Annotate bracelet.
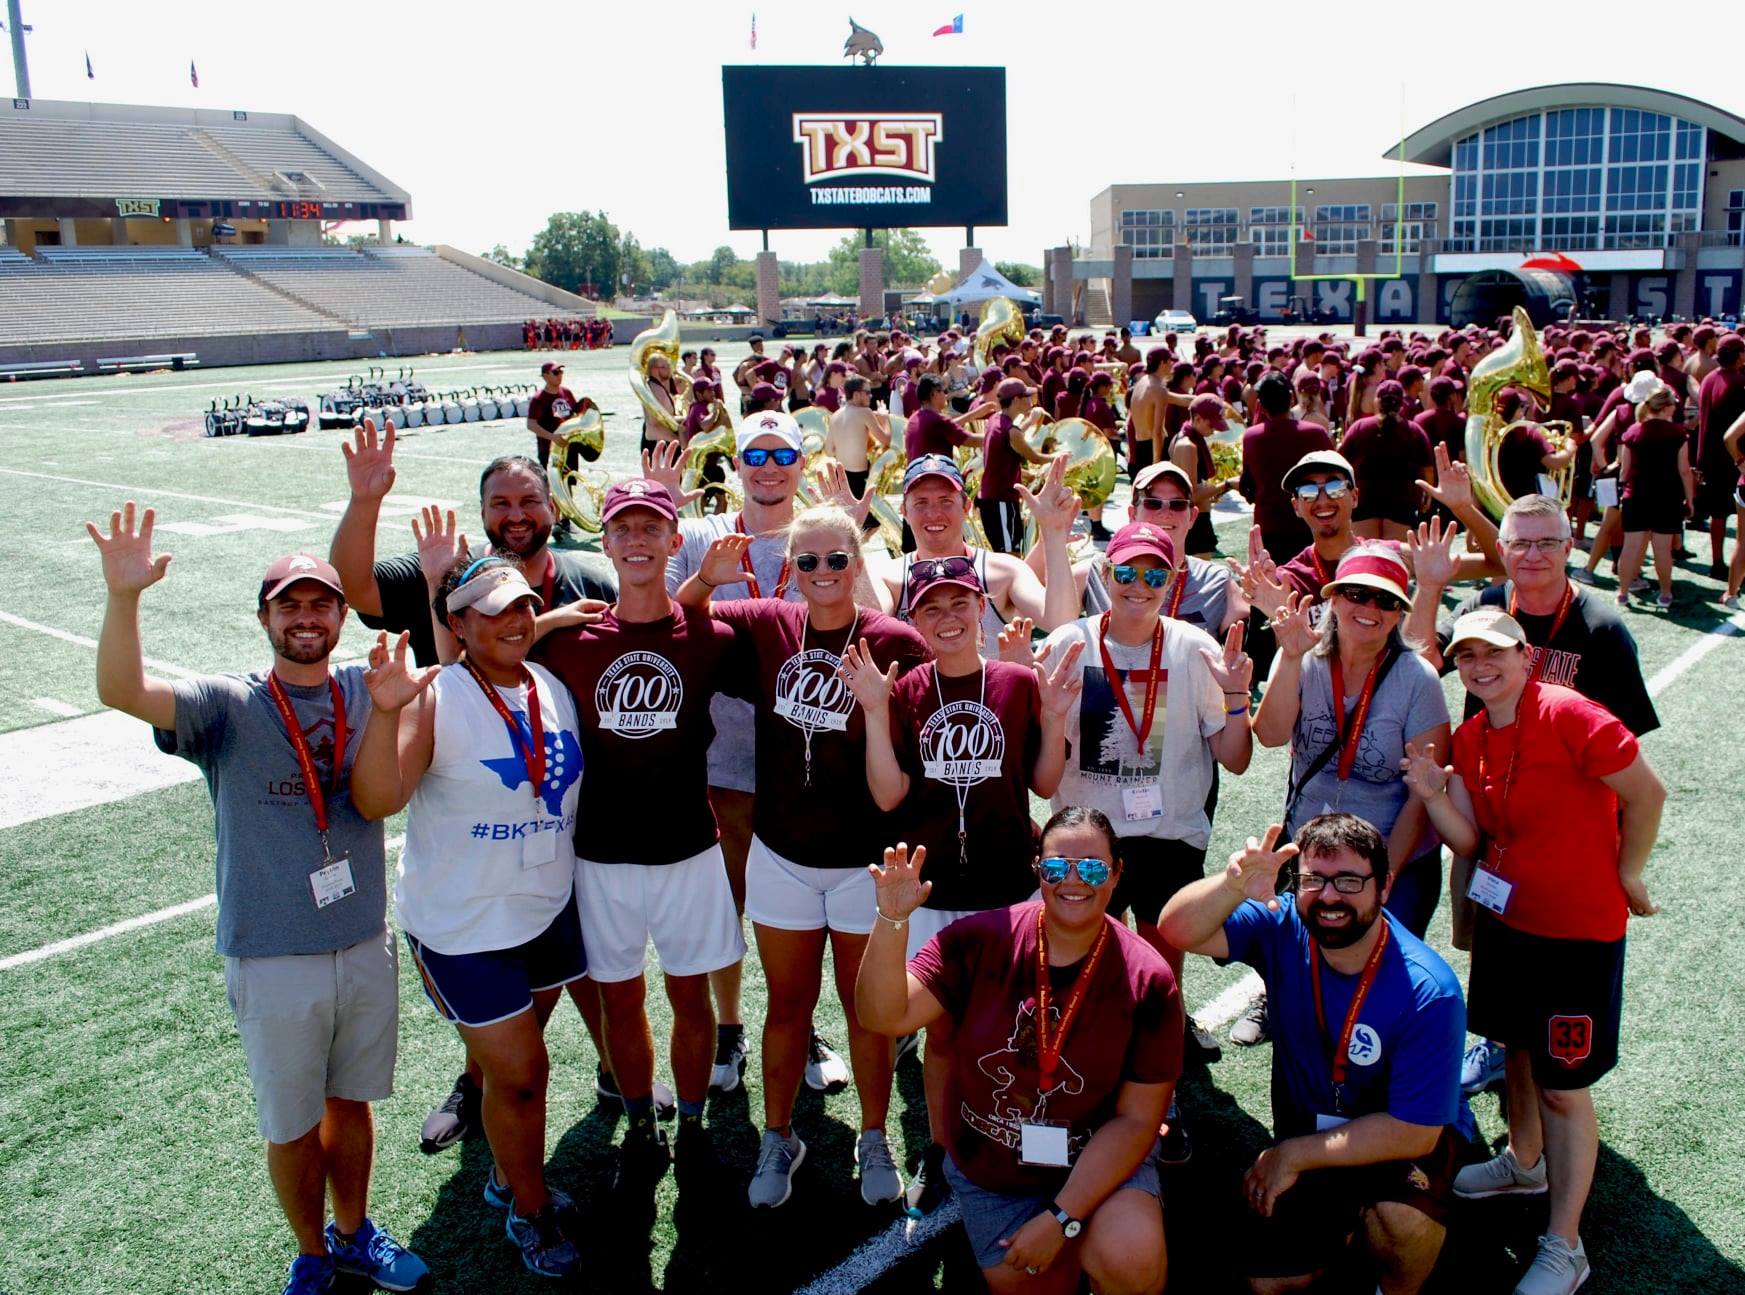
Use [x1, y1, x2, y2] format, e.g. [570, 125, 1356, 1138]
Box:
[1224, 704, 1249, 716]
[876, 908, 909, 929]
[697, 572, 717, 590]
[1223, 689, 1248, 696]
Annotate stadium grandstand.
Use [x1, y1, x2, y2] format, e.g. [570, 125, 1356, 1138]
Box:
[0, 97, 596, 372]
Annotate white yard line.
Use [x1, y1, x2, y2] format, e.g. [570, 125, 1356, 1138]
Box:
[1646, 610, 1744, 696]
[29, 697, 83, 718]
[0, 467, 337, 518]
[0, 610, 202, 679]
[795, 1200, 964, 1295]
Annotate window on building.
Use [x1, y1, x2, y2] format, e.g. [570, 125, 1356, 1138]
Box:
[1728, 190, 1745, 247]
[1378, 202, 1438, 253]
[1182, 208, 1238, 254]
[1119, 208, 1175, 259]
[1608, 109, 1672, 164]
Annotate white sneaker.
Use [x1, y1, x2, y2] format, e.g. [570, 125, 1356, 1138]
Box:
[1453, 1145, 1549, 1199]
[1514, 1234, 1590, 1295]
[855, 1128, 904, 1205]
[710, 1027, 749, 1094]
[805, 1032, 851, 1092]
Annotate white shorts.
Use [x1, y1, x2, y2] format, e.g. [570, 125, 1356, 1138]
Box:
[904, 905, 988, 961]
[745, 834, 877, 934]
[574, 845, 746, 983]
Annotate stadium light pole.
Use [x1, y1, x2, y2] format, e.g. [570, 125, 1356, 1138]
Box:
[5, 0, 31, 99]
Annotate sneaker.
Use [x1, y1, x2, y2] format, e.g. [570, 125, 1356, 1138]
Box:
[596, 1066, 678, 1121]
[1514, 1234, 1591, 1295]
[1657, 591, 1674, 609]
[1460, 1039, 1507, 1095]
[893, 1031, 921, 1068]
[1184, 1015, 1223, 1065]
[855, 1128, 904, 1206]
[904, 1141, 951, 1216]
[805, 1032, 851, 1092]
[1724, 595, 1740, 609]
[282, 1254, 336, 1295]
[1629, 577, 1651, 593]
[505, 1201, 581, 1279]
[1229, 991, 1268, 1046]
[419, 1071, 480, 1153]
[747, 1128, 807, 1208]
[710, 1025, 749, 1093]
[1568, 567, 1597, 586]
[325, 1218, 430, 1292]
[610, 1116, 672, 1216]
[483, 1167, 576, 1218]
[1615, 590, 1630, 606]
[1158, 1103, 1193, 1165]
[674, 1115, 724, 1195]
[1453, 1145, 1549, 1199]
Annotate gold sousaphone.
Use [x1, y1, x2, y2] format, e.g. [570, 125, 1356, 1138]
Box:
[629, 309, 692, 437]
[973, 296, 1025, 367]
[547, 401, 609, 533]
[1464, 306, 1573, 520]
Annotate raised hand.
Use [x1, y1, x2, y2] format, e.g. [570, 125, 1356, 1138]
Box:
[1200, 620, 1252, 696]
[811, 457, 873, 527]
[1228, 526, 1290, 618]
[538, 598, 608, 635]
[1269, 592, 1322, 660]
[996, 616, 1036, 665]
[1404, 516, 1462, 591]
[867, 842, 932, 921]
[411, 505, 468, 583]
[640, 438, 705, 508]
[1017, 454, 1077, 539]
[839, 637, 898, 711]
[1398, 739, 1452, 801]
[87, 501, 172, 597]
[699, 533, 752, 591]
[342, 417, 396, 501]
[1418, 442, 1474, 513]
[1223, 824, 1300, 911]
[1034, 638, 1086, 718]
[362, 631, 439, 713]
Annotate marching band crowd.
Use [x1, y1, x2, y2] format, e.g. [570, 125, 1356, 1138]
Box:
[86, 307, 1745, 1294]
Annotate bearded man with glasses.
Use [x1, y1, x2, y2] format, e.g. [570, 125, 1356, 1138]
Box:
[1160, 813, 1465, 1295]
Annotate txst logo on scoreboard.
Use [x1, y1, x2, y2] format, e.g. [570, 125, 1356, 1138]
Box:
[792, 112, 943, 206]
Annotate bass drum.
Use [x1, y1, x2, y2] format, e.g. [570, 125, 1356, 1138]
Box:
[515, 389, 533, 418]
[204, 410, 221, 437]
[404, 402, 426, 428]
[478, 390, 500, 420]
[443, 394, 464, 424]
[462, 391, 482, 422]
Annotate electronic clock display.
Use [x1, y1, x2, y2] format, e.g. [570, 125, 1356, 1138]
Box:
[273, 201, 326, 219]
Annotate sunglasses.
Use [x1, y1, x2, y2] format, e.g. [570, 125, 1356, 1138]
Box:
[794, 550, 852, 573]
[1110, 564, 1171, 589]
[1037, 856, 1113, 887]
[909, 555, 977, 583]
[1295, 871, 1375, 895]
[1294, 479, 1352, 502]
[740, 447, 801, 467]
[1336, 585, 1406, 613]
[1137, 497, 1193, 514]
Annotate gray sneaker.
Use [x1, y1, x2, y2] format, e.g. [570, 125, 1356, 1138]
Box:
[1453, 1145, 1548, 1199]
[747, 1128, 806, 1209]
[1514, 1234, 1590, 1295]
[855, 1129, 904, 1206]
[1568, 567, 1597, 586]
[1230, 991, 1268, 1046]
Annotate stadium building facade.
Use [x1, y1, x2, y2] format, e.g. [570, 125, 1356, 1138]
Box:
[1057, 83, 1745, 328]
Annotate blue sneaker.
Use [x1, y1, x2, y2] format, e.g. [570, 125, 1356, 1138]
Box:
[506, 1201, 581, 1279]
[483, 1167, 576, 1219]
[282, 1253, 336, 1295]
[1461, 1039, 1507, 1094]
[324, 1218, 430, 1292]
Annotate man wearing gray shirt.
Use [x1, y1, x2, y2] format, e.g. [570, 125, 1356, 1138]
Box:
[88, 506, 426, 1295]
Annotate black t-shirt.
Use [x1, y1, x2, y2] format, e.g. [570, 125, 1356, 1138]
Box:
[360, 549, 617, 666]
[1436, 582, 1659, 736]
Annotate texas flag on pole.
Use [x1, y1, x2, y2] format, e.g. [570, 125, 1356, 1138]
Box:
[932, 14, 963, 35]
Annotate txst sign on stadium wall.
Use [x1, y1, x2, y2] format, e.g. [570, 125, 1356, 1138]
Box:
[722, 66, 1008, 231]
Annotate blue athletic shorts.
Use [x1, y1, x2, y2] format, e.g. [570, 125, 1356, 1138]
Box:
[405, 892, 586, 1028]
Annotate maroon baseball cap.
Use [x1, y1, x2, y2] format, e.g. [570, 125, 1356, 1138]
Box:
[996, 378, 1035, 402]
[904, 554, 985, 607]
[750, 381, 781, 404]
[1189, 393, 1228, 429]
[260, 553, 345, 605]
[1718, 333, 1745, 363]
[540, 360, 564, 375]
[1106, 521, 1176, 568]
[600, 478, 678, 525]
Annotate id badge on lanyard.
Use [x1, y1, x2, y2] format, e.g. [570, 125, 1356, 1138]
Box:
[1018, 1121, 1071, 1167]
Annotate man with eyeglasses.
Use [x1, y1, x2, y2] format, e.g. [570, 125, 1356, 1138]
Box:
[1160, 814, 1465, 1295]
[1039, 519, 1254, 1160]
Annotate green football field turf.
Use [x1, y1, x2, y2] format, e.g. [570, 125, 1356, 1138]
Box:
[1, 345, 1742, 1293]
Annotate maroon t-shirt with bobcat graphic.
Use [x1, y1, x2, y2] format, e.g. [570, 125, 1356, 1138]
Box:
[910, 902, 1182, 1195]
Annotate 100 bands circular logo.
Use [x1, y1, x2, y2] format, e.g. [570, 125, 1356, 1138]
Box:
[774, 649, 853, 734]
[595, 651, 683, 739]
[919, 700, 1005, 787]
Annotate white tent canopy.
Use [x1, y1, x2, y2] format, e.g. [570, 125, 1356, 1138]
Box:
[937, 265, 1042, 308]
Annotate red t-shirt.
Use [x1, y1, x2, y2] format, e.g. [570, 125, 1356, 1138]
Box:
[1696, 366, 1745, 481]
[979, 414, 1025, 502]
[1240, 416, 1336, 535]
[527, 387, 578, 434]
[1341, 415, 1433, 521]
[1039, 369, 1068, 415]
[1277, 542, 1338, 601]
[909, 903, 1183, 1195]
[906, 405, 971, 461]
[1451, 682, 1638, 941]
[711, 599, 929, 868]
[1414, 408, 1466, 461]
[1497, 423, 1552, 501]
[1620, 417, 1687, 504]
[533, 605, 746, 866]
[1081, 393, 1117, 435]
[891, 660, 1043, 910]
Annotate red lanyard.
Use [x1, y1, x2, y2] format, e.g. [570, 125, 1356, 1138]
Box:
[462, 657, 546, 799]
[1165, 563, 1188, 619]
[735, 515, 792, 601]
[1508, 582, 1574, 683]
[1327, 649, 1388, 782]
[1310, 547, 1332, 587]
[264, 672, 347, 847]
[1476, 683, 1532, 850]
[1097, 612, 1165, 754]
[1035, 906, 1111, 1091]
[1311, 920, 1390, 1097]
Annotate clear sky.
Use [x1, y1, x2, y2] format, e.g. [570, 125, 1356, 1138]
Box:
[12, 0, 1744, 270]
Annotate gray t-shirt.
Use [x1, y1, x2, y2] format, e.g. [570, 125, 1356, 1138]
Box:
[1273, 648, 1449, 843]
[154, 667, 387, 958]
[666, 512, 804, 793]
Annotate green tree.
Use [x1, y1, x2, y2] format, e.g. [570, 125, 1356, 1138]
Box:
[525, 210, 622, 298]
[619, 231, 652, 297]
[646, 247, 681, 292]
[708, 245, 740, 283]
[481, 243, 523, 271]
[995, 261, 1041, 288]
[824, 228, 940, 295]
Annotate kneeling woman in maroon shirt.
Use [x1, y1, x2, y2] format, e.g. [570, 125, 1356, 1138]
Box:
[858, 806, 1182, 1294]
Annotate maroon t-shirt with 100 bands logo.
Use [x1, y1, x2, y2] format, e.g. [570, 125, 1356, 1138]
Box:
[534, 604, 748, 865]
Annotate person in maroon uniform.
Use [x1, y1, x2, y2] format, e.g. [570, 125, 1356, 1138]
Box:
[857, 807, 1182, 1294]
[1545, 361, 1592, 542]
[840, 557, 1084, 1218]
[1239, 373, 1335, 564]
[1167, 393, 1236, 556]
[1494, 388, 1573, 505]
[673, 505, 930, 1210]
[1341, 380, 1434, 542]
[532, 479, 748, 1219]
[1614, 383, 1695, 609]
[904, 374, 983, 461]
[1413, 376, 1466, 466]
[525, 361, 579, 470]
[979, 379, 1060, 555]
[1695, 334, 1745, 578]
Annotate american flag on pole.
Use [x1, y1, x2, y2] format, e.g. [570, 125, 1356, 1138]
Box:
[190, 60, 199, 88]
[749, 12, 756, 48]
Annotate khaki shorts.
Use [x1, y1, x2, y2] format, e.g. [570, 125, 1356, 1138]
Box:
[224, 929, 400, 1144]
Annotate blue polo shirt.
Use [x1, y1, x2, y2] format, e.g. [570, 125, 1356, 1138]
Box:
[1223, 901, 1464, 1139]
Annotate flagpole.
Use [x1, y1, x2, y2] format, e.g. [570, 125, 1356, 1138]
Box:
[7, 0, 31, 99]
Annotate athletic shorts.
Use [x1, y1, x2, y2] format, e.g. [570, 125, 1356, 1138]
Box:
[1242, 1127, 1459, 1279]
[745, 833, 876, 934]
[943, 1139, 1164, 1269]
[845, 469, 869, 498]
[1467, 913, 1624, 1090]
[1620, 493, 1684, 537]
[405, 893, 587, 1029]
[977, 498, 1024, 554]
[1693, 467, 1736, 520]
[223, 929, 399, 1144]
[575, 845, 747, 983]
[905, 904, 991, 961]
[1110, 836, 1208, 927]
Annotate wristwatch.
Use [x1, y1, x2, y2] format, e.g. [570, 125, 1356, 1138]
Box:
[1048, 1200, 1083, 1239]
